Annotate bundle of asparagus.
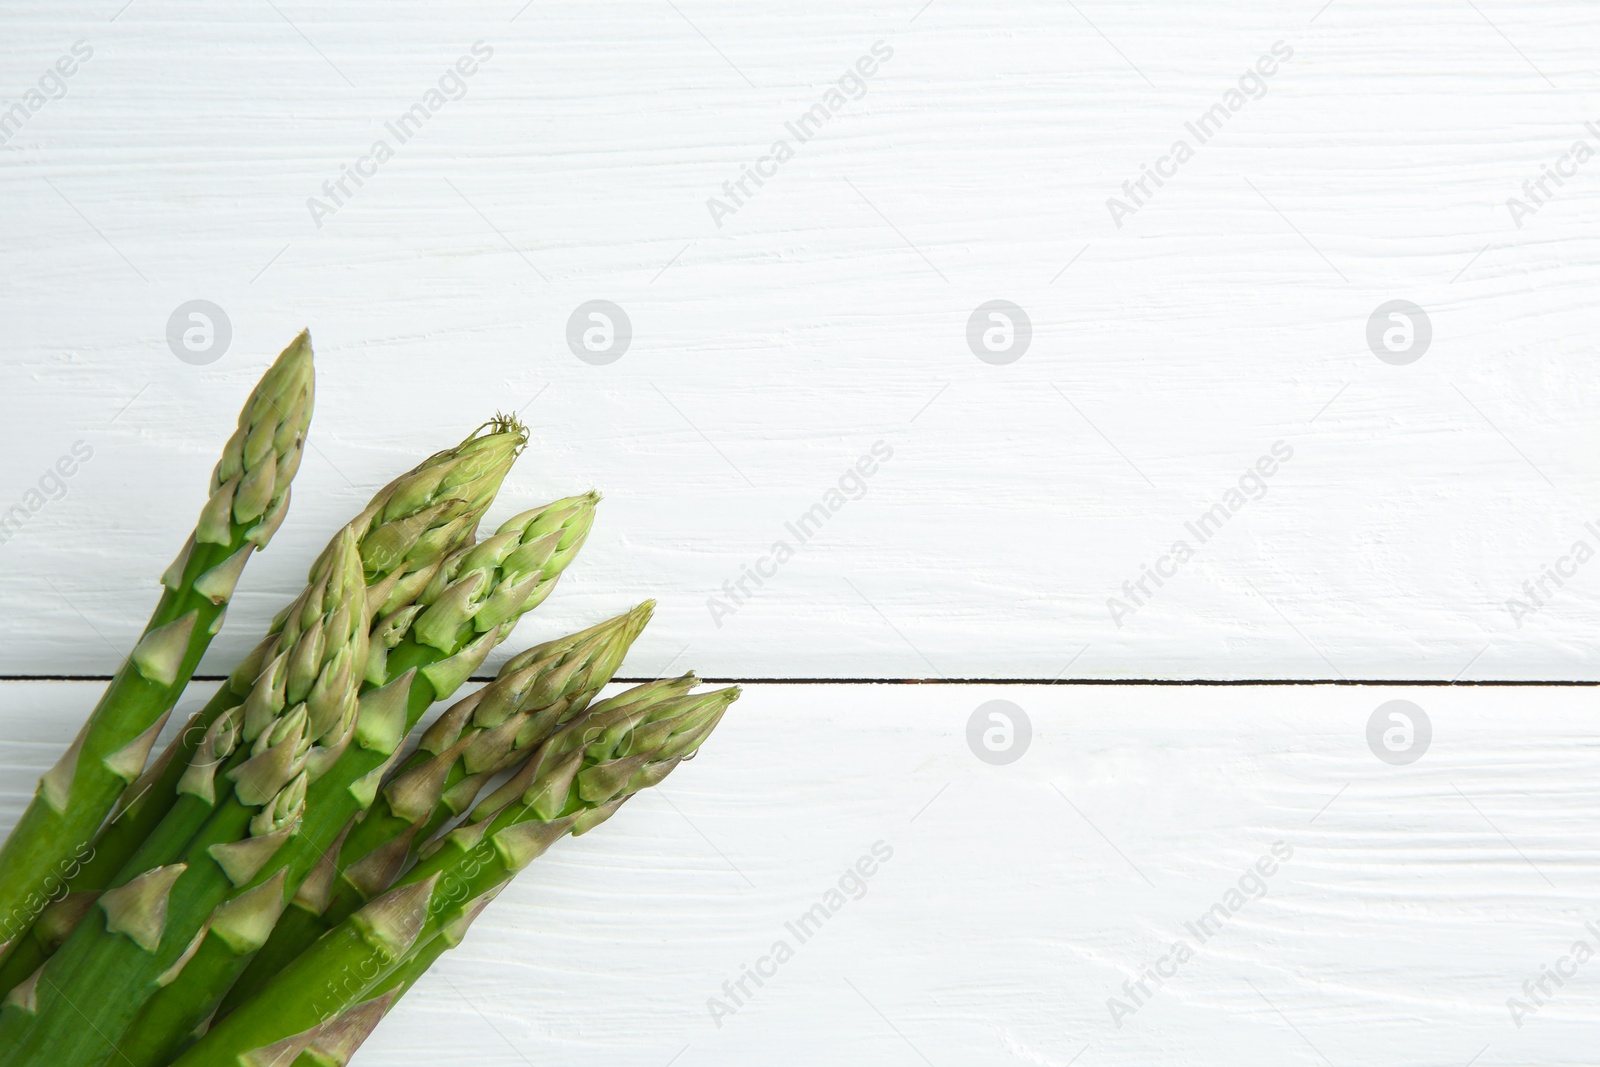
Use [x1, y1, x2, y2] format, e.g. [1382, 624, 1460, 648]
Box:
[0, 333, 738, 1067]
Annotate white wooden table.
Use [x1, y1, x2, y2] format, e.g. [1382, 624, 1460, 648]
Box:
[4, 1, 1599, 1063]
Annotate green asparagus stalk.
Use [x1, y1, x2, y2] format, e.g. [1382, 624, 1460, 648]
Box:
[0, 494, 599, 1065]
[285, 986, 406, 1067]
[0, 334, 313, 970]
[0, 892, 94, 1013]
[0, 420, 527, 999]
[283, 887, 502, 1067]
[233, 491, 601, 921]
[85, 418, 528, 884]
[172, 679, 739, 1067]
[92, 496, 598, 1061]
[0, 524, 371, 1067]
[345, 602, 656, 872]
[216, 602, 656, 1016]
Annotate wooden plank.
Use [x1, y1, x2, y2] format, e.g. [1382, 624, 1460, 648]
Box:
[1, 2, 1597, 680]
[1, 680, 1595, 1063]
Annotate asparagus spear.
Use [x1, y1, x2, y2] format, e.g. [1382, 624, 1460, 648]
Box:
[104, 497, 599, 1060]
[88, 418, 528, 885]
[0, 420, 526, 998]
[216, 491, 601, 943]
[121, 604, 658, 1063]
[217, 882, 503, 1067]
[285, 986, 407, 1067]
[0, 524, 371, 1067]
[0, 333, 313, 969]
[0, 495, 599, 1066]
[283, 887, 501, 1067]
[172, 679, 739, 1067]
[215, 602, 657, 1016]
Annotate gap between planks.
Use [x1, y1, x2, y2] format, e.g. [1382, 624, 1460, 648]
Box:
[0, 677, 1597, 687]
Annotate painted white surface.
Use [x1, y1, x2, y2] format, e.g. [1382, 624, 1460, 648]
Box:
[3, 2, 1600, 679]
[2, 681, 1597, 1065]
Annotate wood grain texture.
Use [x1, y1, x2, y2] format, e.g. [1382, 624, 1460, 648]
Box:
[2, 2, 1599, 679]
[2, 681, 1597, 1065]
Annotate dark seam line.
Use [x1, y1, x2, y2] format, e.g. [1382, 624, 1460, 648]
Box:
[1, 676, 1596, 687]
